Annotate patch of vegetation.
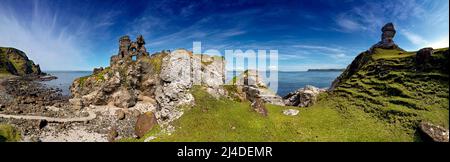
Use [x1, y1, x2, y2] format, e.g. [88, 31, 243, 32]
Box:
[0, 73, 12, 79]
[195, 54, 224, 66]
[371, 48, 414, 60]
[230, 76, 238, 85]
[142, 53, 167, 74]
[0, 49, 9, 74]
[117, 125, 162, 142]
[0, 124, 21, 142]
[201, 60, 213, 66]
[77, 76, 89, 87]
[94, 67, 110, 81]
[9, 59, 26, 75]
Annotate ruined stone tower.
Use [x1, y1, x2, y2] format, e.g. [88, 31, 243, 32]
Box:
[110, 35, 149, 66]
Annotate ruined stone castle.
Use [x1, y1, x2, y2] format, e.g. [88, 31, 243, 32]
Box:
[110, 35, 149, 66]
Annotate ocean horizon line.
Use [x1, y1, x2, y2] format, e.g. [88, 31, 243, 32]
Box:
[43, 70, 344, 73]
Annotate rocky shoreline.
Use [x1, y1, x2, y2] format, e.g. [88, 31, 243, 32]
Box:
[0, 76, 155, 142]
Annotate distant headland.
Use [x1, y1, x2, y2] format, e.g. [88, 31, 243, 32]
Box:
[307, 68, 345, 72]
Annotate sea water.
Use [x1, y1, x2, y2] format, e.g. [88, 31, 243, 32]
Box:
[226, 71, 342, 96]
[41, 71, 92, 96]
[42, 71, 341, 97]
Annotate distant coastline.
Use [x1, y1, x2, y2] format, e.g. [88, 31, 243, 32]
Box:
[307, 68, 345, 72]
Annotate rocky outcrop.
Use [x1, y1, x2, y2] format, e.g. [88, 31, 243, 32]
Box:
[415, 47, 435, 71]
[152, 49, 227, 123]
[70, 35, 226, 126]
[416, 47, 434, 65]
[235, 70, 285, 106]
[250, 98, 268, 116]
[0, 47, 43, 76]
[418, 122, 449, 142]
[371, 23, 401, 49]
[283, 85, 326, 107]
[227, 70, 284, 116]
[70, 35, 155, 109]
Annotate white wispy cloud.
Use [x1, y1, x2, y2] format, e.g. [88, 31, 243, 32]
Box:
[0, 1, 119, 71]
[331, 0, 448, 51]
[401, 30, 428, 45]
[335, 16, 366, 32]
[401, 29, 449, 49]
[293, 44, 344, 53]
[0, 2, 85, 70]
[333, 0, 427, 33]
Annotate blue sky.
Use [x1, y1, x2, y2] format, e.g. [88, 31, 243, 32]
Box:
[0, 0, 448, 71]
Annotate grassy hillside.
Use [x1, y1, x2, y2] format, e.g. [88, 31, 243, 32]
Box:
[0, 47, 42, 76]
[120, 48, 449, 142]
[332, 48, 448, 129]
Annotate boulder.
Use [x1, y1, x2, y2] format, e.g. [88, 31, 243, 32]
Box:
[418, 122, 449, 142]
[283, 109, 299, 116]
[283, 85, 326, 107]
[135, 112, 158, 138]
[416, 47, 434, 65]
[250, 98, 268, 116]
[116, 109, 126, 120]
[68, 98, 84, 110]
[108, 127, 119, 142]
[37, 119, 48, 129]
[233, 70, 285, 106]
[112, 88, 137, 108]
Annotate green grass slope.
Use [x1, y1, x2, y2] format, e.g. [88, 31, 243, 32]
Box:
[332, 48, 448, 130]
[124, 86, 412, 142]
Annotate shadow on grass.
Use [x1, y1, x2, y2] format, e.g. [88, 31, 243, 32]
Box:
[0, 135, 6, 142]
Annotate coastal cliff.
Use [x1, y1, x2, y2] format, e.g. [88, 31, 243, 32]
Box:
[0, 47, 43, 76]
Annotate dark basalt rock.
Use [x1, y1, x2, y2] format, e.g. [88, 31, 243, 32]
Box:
[93, 67, 104, 75]
[416, 47, 434, 65]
